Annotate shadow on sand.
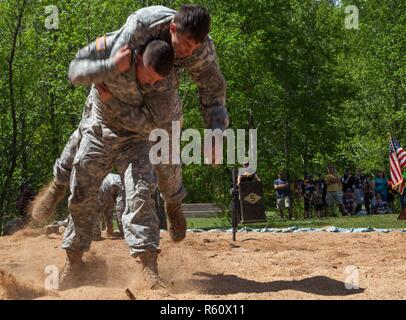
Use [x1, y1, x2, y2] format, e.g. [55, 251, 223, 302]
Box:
[174, 272, 364, 296]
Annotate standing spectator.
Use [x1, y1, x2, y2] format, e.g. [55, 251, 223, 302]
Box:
[374, 171, 388, 202]
[295, 179, 304, 201]
[361, 173, 374, 214]
[238, 161, 260, 185]
[316, 174, 327, 210]
[302, 176, 314, 219]
[387, 180, 396, 213]
[324, 165, 345, 216]
[371, 192, 390, 214]
[313, 181, 325, 218]
[343, 188, 356, 215]
[341, 168, 353, 193]
[352, 170, 364, 214]
[274, 172, 293, 220]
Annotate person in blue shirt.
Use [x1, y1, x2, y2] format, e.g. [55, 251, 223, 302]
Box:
[374, 171, 388, 202]
[274, 172, 293, 220]
[302, 175, 314, 219]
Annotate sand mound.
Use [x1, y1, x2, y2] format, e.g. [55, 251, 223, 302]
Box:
[10, 228, 44, 240]
[0, 268, 57, 300]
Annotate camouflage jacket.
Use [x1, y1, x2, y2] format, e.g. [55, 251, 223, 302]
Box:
[68, 5, 228, 131]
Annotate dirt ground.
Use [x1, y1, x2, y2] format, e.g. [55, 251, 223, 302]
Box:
[0, 228, 405, 300]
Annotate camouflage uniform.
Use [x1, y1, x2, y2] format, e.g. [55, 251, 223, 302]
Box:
[93, 173, 125, 237]
[62, 37, 168, 255]
[110, 5, 228, 131]
[54, 5, 227, 193]
[53, 96, 93, 186]
[58, 5, 228, 255]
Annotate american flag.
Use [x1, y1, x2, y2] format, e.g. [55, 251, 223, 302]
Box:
[389, 136, 406, 194]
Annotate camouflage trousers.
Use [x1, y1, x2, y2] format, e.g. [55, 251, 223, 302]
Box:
[54, 124, 186, 205]
[93, 196, 125, 237]
[58, 114, 186, 256]
[61, 119, 161, 255]
[53, 94, 93, 186]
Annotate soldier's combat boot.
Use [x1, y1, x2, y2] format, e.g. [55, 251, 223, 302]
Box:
[164, 202, 186, 242]
[92, 232, 102, 241]
[59, 250, 84, 290]
[139, 251, 166, 290]
[29, 178, 67, 224]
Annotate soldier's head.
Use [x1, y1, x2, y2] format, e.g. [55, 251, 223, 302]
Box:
[137, 40, 174, 85]
[170, 4, 210, 58]
[327, 164, 336, 174]
[278, 171, 285, 179]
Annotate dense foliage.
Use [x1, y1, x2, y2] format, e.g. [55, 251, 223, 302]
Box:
[0, 0, 405, 229]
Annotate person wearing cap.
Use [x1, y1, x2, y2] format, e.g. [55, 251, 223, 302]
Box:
[237, 161, 260, 185]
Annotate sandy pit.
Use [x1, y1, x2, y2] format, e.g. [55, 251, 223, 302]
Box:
[0, 228, 405, 300]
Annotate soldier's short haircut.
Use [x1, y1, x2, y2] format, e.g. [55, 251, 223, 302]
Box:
[174, 4, 211, 43]
[143, 40, 174, 77]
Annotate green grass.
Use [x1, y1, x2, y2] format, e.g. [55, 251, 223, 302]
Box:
[186, 211, 406, 230]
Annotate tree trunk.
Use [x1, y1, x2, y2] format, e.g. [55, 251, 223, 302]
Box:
[303, 140, 309, 178]
[0, 0, 27, 235]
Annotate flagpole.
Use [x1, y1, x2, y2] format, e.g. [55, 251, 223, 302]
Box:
[388, 131, 396, 157]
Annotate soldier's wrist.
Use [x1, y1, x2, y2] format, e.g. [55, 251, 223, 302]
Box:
[209, 120, 226, 131]
[202, 104, 229, 131]
[105, 58, 118, 74]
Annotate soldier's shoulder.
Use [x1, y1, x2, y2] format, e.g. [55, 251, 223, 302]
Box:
[128, 5, 176, 24]
[174, 37, 217, 68]
[137, 5, 176, 15]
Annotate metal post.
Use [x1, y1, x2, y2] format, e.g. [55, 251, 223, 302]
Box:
[231, 167, 239, 241]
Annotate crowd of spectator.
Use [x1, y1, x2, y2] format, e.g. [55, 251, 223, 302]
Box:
[274, 165, 406, 219]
